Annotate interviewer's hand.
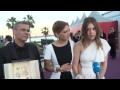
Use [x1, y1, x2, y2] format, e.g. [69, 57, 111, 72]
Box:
[60, 63, 72, 72]
[75, 74, 83, 79]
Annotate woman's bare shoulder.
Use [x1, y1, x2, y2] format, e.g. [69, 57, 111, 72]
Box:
[74, 41, 83, 49]
[75, 41, 82, 46]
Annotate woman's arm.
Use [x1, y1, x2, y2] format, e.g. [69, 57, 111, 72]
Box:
[44, 60, 72, 72]
[44, 44, 55, 72]
[72, 42, 82, 76]
[100, 55, 108, 79]
[78, 62, 82, 74]
[44, 60, 54, 72]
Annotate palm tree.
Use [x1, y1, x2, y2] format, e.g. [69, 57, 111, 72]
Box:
[41, 27, 49, 45]
[6, 17, 17, 38]
[23, 15, 35, 42]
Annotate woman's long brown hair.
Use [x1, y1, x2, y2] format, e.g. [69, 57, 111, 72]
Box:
[81, 17, 102, 49]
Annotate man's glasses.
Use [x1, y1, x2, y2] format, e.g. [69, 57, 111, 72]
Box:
[17, 29, 30, 33]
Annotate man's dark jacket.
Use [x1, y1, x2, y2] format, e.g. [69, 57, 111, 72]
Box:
[0, 42, 44, 79]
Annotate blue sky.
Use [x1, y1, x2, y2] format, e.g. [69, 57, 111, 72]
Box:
[0, 11, 108, 37]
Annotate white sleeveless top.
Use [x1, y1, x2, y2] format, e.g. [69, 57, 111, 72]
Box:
[80, 38, 111, 79]
[44, 39, 75, 79]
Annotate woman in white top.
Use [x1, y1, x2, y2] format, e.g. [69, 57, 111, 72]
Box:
[44, 21, 75, 79]
[72, 17, 111, 79]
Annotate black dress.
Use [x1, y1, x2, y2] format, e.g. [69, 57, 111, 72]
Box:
[52, 41, 72, 79]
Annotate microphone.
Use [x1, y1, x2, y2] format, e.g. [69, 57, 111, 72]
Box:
[93, 62, 101, 79]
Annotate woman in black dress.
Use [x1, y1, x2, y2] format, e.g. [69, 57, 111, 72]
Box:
[44, 21, 75, 79]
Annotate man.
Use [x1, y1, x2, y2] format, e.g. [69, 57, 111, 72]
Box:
[72, 31, 81, 43]
[0, 21, 44, 79]
[4, 35, 12, 46]
[108, 26, 116, 59]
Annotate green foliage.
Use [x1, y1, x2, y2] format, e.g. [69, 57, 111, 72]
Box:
[6, 17, 17, 29]
[6, 23, 12, 29]
[23, 15, 35, 43]
[41, 27, 49, 36]
[23, 15, 35, 28]
[41, 27, 49, 45]
[6, 17, 17, 38]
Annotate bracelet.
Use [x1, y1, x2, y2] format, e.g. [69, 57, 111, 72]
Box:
[54, 67, 58, 73]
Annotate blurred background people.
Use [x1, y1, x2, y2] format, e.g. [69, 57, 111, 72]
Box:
[0, 36, 4, 48]
[108, 26, 116, 59]
[4, 35, 12, 46]
[0, 36, 4, 43]
[100, 29, 106, 40]
[72, 30, 82, 43]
